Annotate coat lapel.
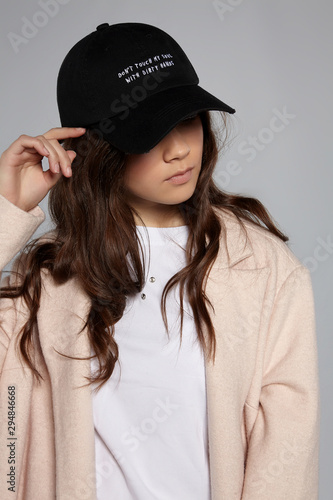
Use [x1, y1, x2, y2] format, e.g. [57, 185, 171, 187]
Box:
[38, 273, 97, 499]
[204, 215, 270, 498]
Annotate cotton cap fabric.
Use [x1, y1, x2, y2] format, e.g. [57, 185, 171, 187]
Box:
[57, 22, 235, 153]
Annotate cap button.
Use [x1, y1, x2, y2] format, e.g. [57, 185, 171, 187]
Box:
[96, 23, 109, 31]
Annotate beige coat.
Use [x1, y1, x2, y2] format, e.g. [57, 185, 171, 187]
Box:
[0, 195, 319, 499]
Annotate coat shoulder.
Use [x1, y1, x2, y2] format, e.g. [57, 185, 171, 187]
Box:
[215, 208, 305, 277]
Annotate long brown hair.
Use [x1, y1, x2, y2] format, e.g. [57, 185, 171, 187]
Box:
[1, 111, 287, 386]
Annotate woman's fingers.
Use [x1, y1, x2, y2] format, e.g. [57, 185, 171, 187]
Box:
[5, 128, 85, 170]
[45, 139, 76, 177]
[65, 150, 77, 177]
[43, 127, 86, 142]
[42, 128, 85, 176]
[7, 135, 50, 159]
[42, 150, 77, 185]
[18, 128, 85, 176]
[0, 127, 86, 211]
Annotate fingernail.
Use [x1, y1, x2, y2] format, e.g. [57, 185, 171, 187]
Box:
[54, 163, 60, 173]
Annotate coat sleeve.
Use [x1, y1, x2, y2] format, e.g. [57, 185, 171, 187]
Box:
[242, 265, 319, 499]
[0, 194, 45, 370]
[0, 194, 45, 272]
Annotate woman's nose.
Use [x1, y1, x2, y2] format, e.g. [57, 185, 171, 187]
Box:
[162, 127, 191, 162]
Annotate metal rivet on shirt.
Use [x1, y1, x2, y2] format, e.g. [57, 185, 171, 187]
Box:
[149, 277, 156, 283]
[141, 293, 146, 300]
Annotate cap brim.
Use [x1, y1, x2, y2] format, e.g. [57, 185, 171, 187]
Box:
[88, 85, 235, 154]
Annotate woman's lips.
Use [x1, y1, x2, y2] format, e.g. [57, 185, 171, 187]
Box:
[166, 168, 194, 185]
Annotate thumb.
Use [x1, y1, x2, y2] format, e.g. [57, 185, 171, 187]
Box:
[43, 150, 77, 190]
[43, 168, 63, 191]
[66, 150, 77, 163]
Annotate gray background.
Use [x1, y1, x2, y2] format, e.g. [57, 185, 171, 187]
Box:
[1, 0, 332, 497]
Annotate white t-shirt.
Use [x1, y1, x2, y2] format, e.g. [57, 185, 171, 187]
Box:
[91, 225, 210, 500]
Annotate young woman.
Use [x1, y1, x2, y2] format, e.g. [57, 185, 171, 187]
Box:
[0, 23, 319, 500]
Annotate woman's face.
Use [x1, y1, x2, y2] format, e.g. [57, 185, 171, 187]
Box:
[123, 115, 204, 223]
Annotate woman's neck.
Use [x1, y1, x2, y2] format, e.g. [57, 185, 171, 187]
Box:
[130, 201, 186, 228]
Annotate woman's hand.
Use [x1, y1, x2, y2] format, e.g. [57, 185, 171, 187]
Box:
[0, 127, 86, 212]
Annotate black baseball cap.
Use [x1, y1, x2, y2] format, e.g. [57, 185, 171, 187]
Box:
[57, 22, 235, 154]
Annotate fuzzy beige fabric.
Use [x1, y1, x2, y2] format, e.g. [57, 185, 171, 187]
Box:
[0, 195, 319, 499]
